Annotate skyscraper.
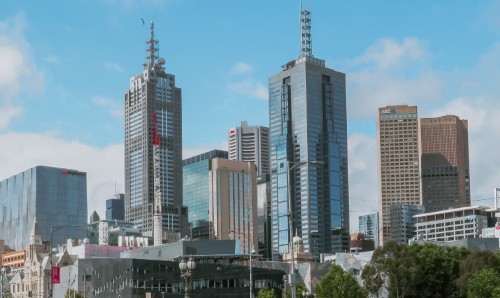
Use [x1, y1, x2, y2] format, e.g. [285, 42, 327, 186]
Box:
[106, 193, 125, 221]
[358, 213, 380, 248]
[228, 121, 270, 177]
[228, 121, 271, 257]
[377, 105, 421, 244]
[183, 150, 228, 239]
[124, 22, 184, 238]
[420, 115, 470, 212]
[208, 158, 258, 254]
[0, 166, 87, 250]
[269, 9, 350, 259]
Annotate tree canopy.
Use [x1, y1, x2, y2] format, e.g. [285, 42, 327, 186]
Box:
[315, 264, 367, 298]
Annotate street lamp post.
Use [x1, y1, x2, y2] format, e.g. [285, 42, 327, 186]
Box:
[179, 256, 196, 298]
[249, 247, 256, 298]
[287, 160, 324, 298]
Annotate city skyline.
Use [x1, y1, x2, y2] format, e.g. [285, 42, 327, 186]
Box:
[1, 1, 500, 229]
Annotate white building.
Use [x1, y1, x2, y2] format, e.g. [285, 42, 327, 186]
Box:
[414, 206, 497, 242]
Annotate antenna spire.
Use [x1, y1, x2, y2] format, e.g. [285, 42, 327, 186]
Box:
[300, 2, 312, 57]
[146, 21, 159, 69]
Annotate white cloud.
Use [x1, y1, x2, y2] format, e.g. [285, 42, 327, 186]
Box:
[347, 37, 445, 119]
[44, 55, 60, 63]
[348, 133, 378, 232]
[0, 13, 44, 129]
[0, 132, 124, 220]
[231, 62, 253, 75]
[92, 96, 123, 118]
[105, 62, 124, 72]
[228, 79, 268, 100]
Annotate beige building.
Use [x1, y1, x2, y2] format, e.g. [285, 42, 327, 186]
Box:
[377, 105, 421, 244]
[208, 158, 258, 254]
[420, 115, 470, 212]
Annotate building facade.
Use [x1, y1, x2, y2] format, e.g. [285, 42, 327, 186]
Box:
[0, 166, 87, 250]
[124, 22, 184, 237]
[269, 9, 350, 259]
[377, 105, 421, 244]
[228, 121, 270, 177]
[389, 203, 425, 244]
[358, 213, 379, 248]
[227, 121, 271, 258]
[420, 115, 470, 212]
[415, 206, 496, 242]
[183, 150, 228, 239]
[208, 158, 258, 254]
[105, 193, 125, 220]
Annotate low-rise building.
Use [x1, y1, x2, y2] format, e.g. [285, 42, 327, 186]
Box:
[414, 206, 497, 242]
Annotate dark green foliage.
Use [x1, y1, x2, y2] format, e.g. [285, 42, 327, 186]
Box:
[457, 250, 500, 296]
[362, 241, 470, 298]
[467, 268, 500, 298]
[0, 273, 13, 298]
[315, 264, 367, 298]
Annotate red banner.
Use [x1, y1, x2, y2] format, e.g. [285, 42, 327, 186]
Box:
[52, 266, 60, 284]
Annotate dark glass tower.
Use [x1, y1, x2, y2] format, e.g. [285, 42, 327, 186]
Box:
[268, 9, 350, 259]
[124, 22, 184, 236]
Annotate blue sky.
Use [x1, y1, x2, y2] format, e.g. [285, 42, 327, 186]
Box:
[1, 0, 500, 230]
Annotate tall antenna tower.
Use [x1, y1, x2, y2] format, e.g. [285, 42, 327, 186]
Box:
[300, 1, 312, 57]
[153, 112, 163, 246]
[145, 21, 159, 70]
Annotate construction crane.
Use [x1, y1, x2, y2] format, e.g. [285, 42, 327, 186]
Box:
[153, 111, 163, 246]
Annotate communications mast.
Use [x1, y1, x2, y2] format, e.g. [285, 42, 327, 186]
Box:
[153, 112, 163, 245]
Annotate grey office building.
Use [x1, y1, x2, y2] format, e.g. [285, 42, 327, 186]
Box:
[269, 9, 350, 258]
[359, 213, 380, 248]
[124, 22, 184, 236]
[0, 166, 87, 250]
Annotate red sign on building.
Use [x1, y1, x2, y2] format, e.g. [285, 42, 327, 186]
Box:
[51, 266, 60, 284]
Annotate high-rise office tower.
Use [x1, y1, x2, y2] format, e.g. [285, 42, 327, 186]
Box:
[228, 121, 270, 177]
[228, 121, 271, 257]
[208, 158, 258, 254]
[358, 213, 380, 248]
[0, 166, 87, 250]
[183, 150, 228, 239]
[124, 22, 184, 238]
[420, 115, 470, 212]
[269, 8, 350, 259]
[377, 105, 421, 244]
[106, 193, 125, 220]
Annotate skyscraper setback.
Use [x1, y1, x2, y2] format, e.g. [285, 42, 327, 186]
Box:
[124, 22, 184, 238]
[269, 9, 350, 258]
[420, 115, 470, 212]
[377, 105, 421, 244]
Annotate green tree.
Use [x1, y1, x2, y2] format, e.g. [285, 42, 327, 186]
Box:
[457, 250, 500, 296]
[315, 264, 367, 298]
[467, 268, 500, 298]
[361, 263, 383, 297]
[257, 287, 277, 298]
[0, 272, 13, 298]
[65, 288, 84, 298]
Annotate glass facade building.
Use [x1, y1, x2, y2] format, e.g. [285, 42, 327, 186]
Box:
[182, 150, 228, 239]
[0, 166, 87, 250]
[358, 213, 380, 248]
[105, 193, 125, 220]
[269, 54, 350, 258]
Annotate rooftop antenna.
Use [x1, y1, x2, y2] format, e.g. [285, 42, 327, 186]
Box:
[300, 0, 312, 57]
[145, 21, 159, 70]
